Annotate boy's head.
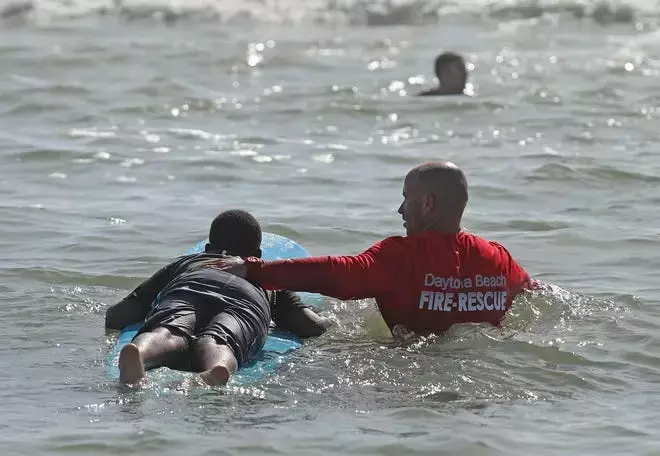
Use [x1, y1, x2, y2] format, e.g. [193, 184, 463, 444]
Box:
[206, 209, 262, 257]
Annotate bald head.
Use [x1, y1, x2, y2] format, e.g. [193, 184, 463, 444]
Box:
[398, 161, 468, 235]
[410, 161, 468, 211]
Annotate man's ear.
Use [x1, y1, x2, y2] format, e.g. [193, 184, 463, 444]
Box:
[256, 247, 262, 259]
[422, 193, 436, 214]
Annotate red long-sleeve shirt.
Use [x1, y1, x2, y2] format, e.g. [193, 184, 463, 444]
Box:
[245, 231, 532, 333]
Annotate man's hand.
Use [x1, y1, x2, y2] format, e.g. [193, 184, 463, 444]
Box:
[190, 256, 248, 278]
[209, 256, 248, 278]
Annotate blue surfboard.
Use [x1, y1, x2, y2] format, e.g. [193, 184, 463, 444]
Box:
[107, 232, 324, 385]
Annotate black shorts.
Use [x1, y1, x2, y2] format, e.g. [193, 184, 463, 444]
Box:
[136, 292, 270, 368]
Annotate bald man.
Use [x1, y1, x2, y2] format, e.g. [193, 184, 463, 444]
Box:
[210, 162, 534, 335]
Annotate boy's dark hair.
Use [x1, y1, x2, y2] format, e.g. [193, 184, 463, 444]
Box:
[206, 209, 262, 257]
[434, 52, 467, 81]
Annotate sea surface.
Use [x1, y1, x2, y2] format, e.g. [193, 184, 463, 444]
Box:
[2, 0, 660, 454]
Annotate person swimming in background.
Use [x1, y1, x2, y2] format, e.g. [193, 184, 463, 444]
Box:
[417, 52, 469, 97]
[105, 210, 331, 386]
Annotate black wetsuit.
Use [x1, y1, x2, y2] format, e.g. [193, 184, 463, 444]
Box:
[112, 252, 308, 368]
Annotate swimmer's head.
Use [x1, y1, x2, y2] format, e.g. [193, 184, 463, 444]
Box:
[206, 209, 262, 257]
[398, 161, 468, 235]
[434, 52, 467, 93]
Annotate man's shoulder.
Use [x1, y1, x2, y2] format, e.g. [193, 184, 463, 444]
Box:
[366, 232, 507, 256]
[458, 232, 530, 280]
[458, 230, 488, 243]
[368, 235, 408, 251]
[458, 231, 512, 255]
[379, 235, 407, 244]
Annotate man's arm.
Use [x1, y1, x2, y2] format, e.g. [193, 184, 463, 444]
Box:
[271, 291, 332, 338]
[104, 261, 178, 330]
[246, 237, 405, 300]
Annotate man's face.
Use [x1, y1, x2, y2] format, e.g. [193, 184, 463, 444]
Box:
[397, 173, 433, 235]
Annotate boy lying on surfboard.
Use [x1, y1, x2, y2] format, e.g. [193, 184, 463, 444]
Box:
[105, 210, 331, 386]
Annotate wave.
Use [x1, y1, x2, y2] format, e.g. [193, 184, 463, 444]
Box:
[0, 0, 656, 26]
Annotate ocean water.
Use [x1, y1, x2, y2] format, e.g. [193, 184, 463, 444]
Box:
[2, 0, 660, 454]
